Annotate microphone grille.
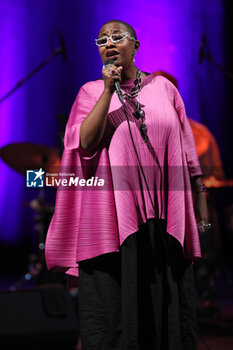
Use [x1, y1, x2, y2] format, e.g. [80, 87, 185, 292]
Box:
[104, 59, 115, 66]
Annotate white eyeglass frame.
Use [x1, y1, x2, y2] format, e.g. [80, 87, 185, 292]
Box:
[95, 32, 135, 47]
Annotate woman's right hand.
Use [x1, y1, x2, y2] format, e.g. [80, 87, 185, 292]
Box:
[102, 64, 123, 93]
[80, 65, 122, 150]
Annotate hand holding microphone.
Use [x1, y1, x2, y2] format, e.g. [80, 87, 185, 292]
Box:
[102, 59, 124, 104]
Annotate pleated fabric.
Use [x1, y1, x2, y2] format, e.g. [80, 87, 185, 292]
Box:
[45, 73, 202, 276]
[78, 219, 197, 350]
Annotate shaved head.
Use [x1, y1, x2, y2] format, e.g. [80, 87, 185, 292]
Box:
[99, 20, 137, 40]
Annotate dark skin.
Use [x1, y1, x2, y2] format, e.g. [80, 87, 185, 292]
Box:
[80, 22, 141, 151]
[79, 21, 208, 228]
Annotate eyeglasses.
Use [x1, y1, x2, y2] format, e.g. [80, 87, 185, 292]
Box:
[95, 32, 135, 47]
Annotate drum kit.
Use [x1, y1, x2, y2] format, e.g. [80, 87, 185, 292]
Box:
[0, 142, 60, 175]
[0, 142, 61, 289]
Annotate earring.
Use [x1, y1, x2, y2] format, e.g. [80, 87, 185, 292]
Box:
[132, 51, 137, 62]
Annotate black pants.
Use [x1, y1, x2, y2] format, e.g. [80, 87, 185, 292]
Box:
[78, 219, 197, 350]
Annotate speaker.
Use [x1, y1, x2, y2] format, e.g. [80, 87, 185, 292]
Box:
[0, 285, 79, 350]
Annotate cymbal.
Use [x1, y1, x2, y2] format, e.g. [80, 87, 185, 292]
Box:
[0, 142, 60, 175]
[203, 176, 233, 188]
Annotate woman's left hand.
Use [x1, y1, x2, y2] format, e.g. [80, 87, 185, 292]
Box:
[191, 176, 210, 234]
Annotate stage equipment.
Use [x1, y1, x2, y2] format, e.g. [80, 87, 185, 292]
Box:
[198, 35, 233, 81]
[0, 285, 79, 350]
[0, 31, 67, 104]
[0, 142, 60, 175]
[0, 142, 62, 288]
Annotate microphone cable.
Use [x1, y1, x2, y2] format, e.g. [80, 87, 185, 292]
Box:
[122, 102, 171, 265]
[120, 97, 211, 350]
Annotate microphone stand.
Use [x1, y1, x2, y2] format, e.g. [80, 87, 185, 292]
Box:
[201, 51, 233, 81]
[0, 46, 65, 104]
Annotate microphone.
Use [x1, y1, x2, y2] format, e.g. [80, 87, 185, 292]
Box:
[104, 59, 124, 105]
[58, 32, 68, 62]
[198, 35, 206, 64]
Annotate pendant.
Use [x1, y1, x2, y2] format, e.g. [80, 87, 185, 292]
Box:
[133, 103, 145, 120]
[140, 121, 148, 142]
[133, 108, 145, 119]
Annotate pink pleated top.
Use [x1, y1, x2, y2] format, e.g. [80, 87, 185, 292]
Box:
[45, 73, 202, 277]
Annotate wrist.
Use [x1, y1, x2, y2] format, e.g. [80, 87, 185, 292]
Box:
[103, 87, 114, 97]
[192, 182, 207, 193]
[197, 219, 211, 233]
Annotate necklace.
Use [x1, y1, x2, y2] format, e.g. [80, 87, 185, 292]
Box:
[121, 69, 148, 142]
[122, 68, 142, 99]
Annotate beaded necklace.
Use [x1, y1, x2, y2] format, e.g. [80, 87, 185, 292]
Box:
[122, 69, 148, 142]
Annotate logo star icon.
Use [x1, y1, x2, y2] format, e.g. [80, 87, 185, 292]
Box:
[33, 168, 45, 181]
